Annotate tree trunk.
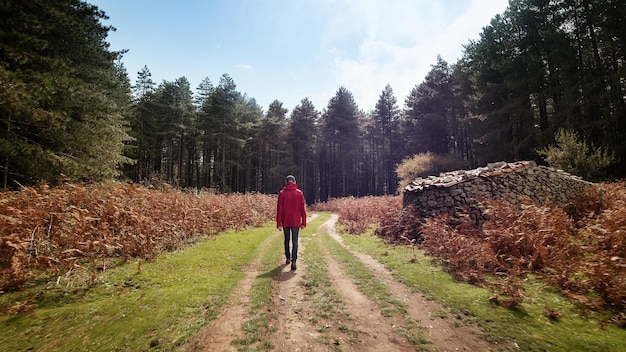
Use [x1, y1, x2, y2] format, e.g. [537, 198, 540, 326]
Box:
[3, 117, 10, 189]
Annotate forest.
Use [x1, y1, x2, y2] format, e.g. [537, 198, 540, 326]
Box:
[1, 0, 625, 202]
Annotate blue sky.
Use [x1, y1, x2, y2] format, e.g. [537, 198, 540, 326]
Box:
[91, 0, 510, 113]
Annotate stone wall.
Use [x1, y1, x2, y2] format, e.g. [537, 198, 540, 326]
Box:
[402, 161, 602, 223]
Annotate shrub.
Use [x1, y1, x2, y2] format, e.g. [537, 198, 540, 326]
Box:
[374, 204, 423, 244]
[311, 195, 402, 235]
[395, 152, 467, 191]
[537, 129, 615, 181]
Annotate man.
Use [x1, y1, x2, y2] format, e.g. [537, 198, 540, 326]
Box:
[276, 175, 306, 271]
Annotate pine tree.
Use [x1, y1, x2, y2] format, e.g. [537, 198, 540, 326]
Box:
[202, 74, 239, 191]
[234, 94, 263, 192]
[320, 87, 361, 199]
[0, 0, 132, 187]
[373, 84, 400, 194]
[126, 66, 157, 182]
[288, 98, 319, 202]
[195, 77, 216, 188]
[402, 56, 453, 156]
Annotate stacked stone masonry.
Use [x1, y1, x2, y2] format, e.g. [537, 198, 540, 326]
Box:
[402, 161, 602, 223]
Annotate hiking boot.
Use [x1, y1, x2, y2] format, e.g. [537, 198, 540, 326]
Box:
[291, 261, 297, 271]
[285, 258, 291, 265]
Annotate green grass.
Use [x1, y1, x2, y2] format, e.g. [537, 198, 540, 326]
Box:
[338, 229, 626, 352]
[0, 227, 273, 352]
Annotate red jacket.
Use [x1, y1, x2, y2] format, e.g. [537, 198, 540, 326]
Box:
[276, 182, 306, 228]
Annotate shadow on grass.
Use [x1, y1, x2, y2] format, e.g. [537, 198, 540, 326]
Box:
[258, 265, 296, 282]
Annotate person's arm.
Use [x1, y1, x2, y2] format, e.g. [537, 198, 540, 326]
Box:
[276, 192, 283, 230]
[300, 192, 307, 228]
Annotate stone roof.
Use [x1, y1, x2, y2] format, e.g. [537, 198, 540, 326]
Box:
[404, 161, 538, 192]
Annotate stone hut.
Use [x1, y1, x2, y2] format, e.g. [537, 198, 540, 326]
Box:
[402, 161, 602, 223]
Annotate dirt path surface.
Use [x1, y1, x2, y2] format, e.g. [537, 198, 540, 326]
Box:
[189, 214, 508, 352]
[187, 228, 280, 352]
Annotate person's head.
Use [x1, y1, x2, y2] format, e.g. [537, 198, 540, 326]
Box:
[286, 175, 296, 184]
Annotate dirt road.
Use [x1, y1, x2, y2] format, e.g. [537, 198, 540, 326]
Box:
[189, 214, 506, 352]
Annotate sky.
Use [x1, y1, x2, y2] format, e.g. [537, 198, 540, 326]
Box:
[90, 0, 510, 113]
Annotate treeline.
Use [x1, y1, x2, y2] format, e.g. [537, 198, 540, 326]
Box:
[2, 0, 625, 201]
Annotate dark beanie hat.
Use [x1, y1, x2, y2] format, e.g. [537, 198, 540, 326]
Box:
[286, 175, 296, 183]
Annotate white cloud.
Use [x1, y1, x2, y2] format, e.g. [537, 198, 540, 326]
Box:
[437, 0, 509, 59]
[322, 0, 509, 110]
[236, 64, 253, 71]
[332, 40, 430, 110]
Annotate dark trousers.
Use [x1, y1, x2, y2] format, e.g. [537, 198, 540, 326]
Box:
[283, 227, 300, 261]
